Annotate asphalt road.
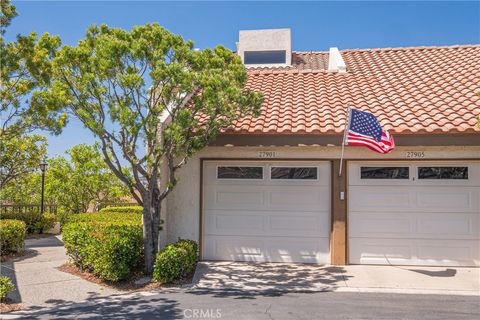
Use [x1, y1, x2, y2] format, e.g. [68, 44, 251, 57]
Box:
[8, 290, 480, 320]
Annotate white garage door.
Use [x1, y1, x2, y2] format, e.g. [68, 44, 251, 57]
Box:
[203, 161, 331, 263]
[349, 161, 480, 266]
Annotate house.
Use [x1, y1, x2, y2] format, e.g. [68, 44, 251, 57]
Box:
[163, 28, 480, 267]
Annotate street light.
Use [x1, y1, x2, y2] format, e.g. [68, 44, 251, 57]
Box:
[39, 160, 48, 214]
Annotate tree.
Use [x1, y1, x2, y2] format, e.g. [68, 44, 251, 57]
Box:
[1, 0, 66, 138]
[1, 0, 65, 203]
[0, 133, 46, 189]
[46, 144, 129, 213]
[38, 24, 263, 273]
[0, 143, 129, 212]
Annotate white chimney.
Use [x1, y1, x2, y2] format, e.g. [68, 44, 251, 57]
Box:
[328, 47, 347, 73]
[237, 28, 292, 67]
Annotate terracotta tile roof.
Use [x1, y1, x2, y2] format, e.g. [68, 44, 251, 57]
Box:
[224, 45, 480, 135]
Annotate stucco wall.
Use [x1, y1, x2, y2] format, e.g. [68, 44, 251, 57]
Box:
[165, 145, 480, 245]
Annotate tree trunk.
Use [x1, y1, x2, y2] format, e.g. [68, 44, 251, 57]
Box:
[142, 186, 162, 275]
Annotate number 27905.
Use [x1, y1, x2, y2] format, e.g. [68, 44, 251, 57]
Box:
[406, 151, 425, 158]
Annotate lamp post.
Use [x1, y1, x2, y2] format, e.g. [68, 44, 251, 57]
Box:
[39, 160, 48, 214]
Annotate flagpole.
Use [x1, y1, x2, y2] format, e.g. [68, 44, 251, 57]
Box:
[339, 105, 351, 177]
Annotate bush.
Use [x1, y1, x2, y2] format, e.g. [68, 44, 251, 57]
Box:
[0, 220, 26, 253]
[66, 212, 142, 224]
[99, 206, 143, 214]
[0, 276, 14, 301]
[62, 220, 143, 281]
[153, 239, 198, 283]
[0, 211, 55, 234]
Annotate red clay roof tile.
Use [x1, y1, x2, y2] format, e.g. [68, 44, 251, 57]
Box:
[225, 45, 480, 135]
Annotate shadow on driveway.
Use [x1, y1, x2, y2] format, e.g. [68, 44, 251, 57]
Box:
[408, 268, 457, 277]
[190, 262, 351, 299]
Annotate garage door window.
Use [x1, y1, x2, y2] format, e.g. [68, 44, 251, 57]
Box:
[418, 167, 468, 180]
[360, 167, 409, 179]
[271, 167, 318, 180]
[217, 166, 263, 179]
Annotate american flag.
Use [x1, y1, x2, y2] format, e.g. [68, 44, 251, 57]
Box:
[345, 108, 395, 154]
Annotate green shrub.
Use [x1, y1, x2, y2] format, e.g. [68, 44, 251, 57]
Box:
[0, 276, 14, 301]
[99, 206, 143, 214]
[56, 209, 72, 227]
[0, 220, 26, 253]
[0, 211, 55, 234]
[153, 239, 198, 283]
[65, 212, 142, 224]
[38, 213, 56, 232]
[62, 220, 143, 281]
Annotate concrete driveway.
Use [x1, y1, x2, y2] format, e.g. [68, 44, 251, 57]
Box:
[193, 261, 480, 295]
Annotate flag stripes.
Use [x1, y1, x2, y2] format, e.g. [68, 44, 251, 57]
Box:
[347, 129, 395, 154]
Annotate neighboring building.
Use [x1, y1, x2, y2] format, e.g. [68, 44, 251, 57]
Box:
[163, 29, 480, 267]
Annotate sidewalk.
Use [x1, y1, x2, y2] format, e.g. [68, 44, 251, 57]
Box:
[0, 236, 117, 307]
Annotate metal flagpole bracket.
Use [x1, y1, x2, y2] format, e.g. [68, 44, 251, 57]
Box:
[339, 105, 351, 177]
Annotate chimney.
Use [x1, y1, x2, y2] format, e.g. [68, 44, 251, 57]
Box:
[237, 28, 291, 67]
[328, 47, 347, 73]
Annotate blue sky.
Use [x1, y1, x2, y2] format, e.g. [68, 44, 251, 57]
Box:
[6, 1, 480, 158]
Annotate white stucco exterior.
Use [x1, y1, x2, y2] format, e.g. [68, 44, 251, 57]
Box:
[164, 145, 480, 246]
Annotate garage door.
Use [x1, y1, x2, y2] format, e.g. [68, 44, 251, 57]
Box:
[349, 161, 480, 266]
[203, 161, 331, 263]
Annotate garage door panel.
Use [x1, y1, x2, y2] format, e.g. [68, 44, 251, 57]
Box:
[266, 238, 330, 263]
[349, 161, 480, 267]
[204, 212, 265, 235]
[269, 186, 329, 210]
[416, 189, 478, 212]
[349, 212, 479, 240]
[205, 210, 329, 237]
[416, 213, 479, 238]
[349, 213, 412, 237]
[268, 213, 330, 237]
[350, 186, 479, 213]
[417, 241, 477, 262]
[204, 235, 328, 263]
[204, 236, 265, 262]
[203, 160, 331, 264]
[349, 239, 412, 264]
[349, 238, 479, 266]
[349, 186, 414, 211]
[204, 186, 266, 210]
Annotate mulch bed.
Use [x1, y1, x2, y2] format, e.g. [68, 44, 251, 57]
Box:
[0, 249, 36, 263]
[57, 263, 193, 292]
[0, 299, 23, 313]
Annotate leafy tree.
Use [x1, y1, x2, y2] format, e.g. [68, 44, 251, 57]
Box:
[0, 0, 65, 204]
[0, 133, 46, 189]
[46, 144, 129, 213]
[0, 144, 129, 212]
[0, 171, 40, 204]
[38, 24, 263, 273]
[1, 0, 66, 138]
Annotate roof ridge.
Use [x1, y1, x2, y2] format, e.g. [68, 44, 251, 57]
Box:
[293, 44, 480, 54]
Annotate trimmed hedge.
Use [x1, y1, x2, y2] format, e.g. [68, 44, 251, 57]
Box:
[66, 212, 142, 224]
[62, 215, 143, 281]
[99, 206, 143, 214]
[153, 239, 198, 283]
[0, 276, 14, 301]
[0, 220, 26, 253]
[0, 212, 55, 234]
